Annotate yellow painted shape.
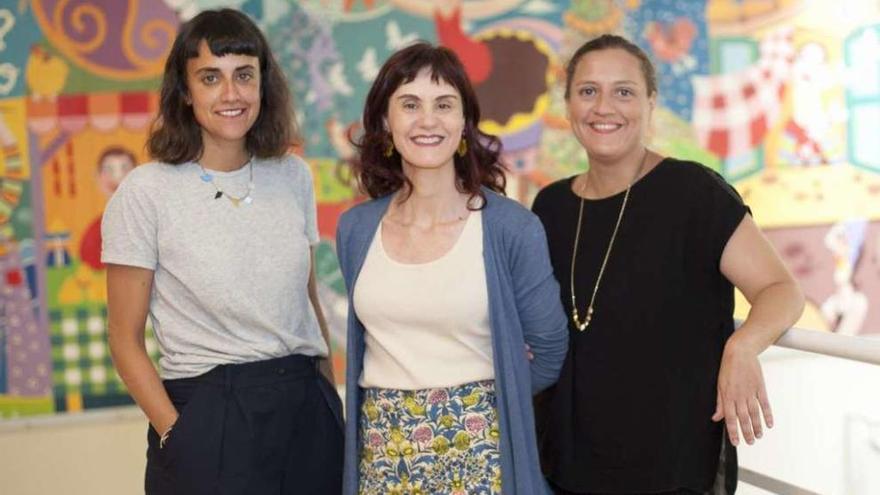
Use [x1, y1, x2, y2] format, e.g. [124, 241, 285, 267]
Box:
[66, 392, 83, 413]
[0, 98, 31, 179]
[40, 126, 150, 253]
[734, 165, 880, 228]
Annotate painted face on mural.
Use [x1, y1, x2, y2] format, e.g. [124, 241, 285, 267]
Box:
[185, 40, 261, 154]
[385, 68, 465, 172]
[97, 152, 135, 196]
[566, 48, 655, 167]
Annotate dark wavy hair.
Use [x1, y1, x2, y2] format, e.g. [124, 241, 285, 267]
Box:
[565, 34, 657, 100]
[147, 8, 297, 164]
[353, 42, 505, 204]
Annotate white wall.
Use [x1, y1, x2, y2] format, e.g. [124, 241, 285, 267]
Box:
[0, 407, 147, 495]
[738, 346, 880, 495]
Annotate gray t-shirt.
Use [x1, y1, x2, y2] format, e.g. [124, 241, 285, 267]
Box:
[101, 155, 327, 379]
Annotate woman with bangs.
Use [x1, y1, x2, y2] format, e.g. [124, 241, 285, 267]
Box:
[336, 42, 568, 494]
[102, 9, 342, 494]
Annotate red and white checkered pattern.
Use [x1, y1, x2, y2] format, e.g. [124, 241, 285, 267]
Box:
[692, 27, 795, 159]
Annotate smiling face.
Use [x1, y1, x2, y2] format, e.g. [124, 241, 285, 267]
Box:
[385, 68, 465, 172]
[566, 48, 655, 166]
[185, 40, 261, 154]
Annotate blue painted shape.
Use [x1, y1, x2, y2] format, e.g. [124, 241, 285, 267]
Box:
[628, 0, 710, 120]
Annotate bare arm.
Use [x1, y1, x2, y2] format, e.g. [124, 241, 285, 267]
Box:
[308, 247, 336, 384]
[713, 215, 805, 445]
[106, 264, 177, 435]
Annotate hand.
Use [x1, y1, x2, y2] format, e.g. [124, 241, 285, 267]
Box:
[525, 344, 534, 361]
[153, 412, 178, 438]
[712, 336, 773, 446]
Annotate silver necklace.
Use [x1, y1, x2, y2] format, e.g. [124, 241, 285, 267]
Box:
[198, 159, 254, 207]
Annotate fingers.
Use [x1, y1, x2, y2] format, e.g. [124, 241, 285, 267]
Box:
[747, 396, 763, 440]
[711, 390, 724, 422]
[722, 393, 770, 446]
[723, 399, 739, 446]
[737, 400, 756, 445]
[758, 385, 774, 429]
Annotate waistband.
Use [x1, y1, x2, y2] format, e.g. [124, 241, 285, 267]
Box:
[166, 354, 319, 389]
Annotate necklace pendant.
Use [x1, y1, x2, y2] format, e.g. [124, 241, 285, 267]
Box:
[214, 191, 223, 200]
[243, 196, 253, 205]
[229, 197, 241, 207]
[572, 308, 589, 332]
[200, 173, 213, 182]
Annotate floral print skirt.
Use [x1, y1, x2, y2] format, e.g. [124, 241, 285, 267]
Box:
[358, 379, 502, 494]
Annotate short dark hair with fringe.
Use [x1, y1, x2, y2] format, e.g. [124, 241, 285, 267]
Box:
[147, 8, 297, 164]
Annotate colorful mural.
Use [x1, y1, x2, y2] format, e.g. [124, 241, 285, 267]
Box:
[0, 0, 878, 419]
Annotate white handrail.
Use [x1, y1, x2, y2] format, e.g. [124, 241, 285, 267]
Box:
[732, 319, 880, 366]
[771, 327, 880, 366]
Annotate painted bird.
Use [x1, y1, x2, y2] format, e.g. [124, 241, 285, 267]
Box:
[644, 18, 698, 74]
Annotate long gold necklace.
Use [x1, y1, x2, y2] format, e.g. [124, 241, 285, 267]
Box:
[570, 151, 649, 331]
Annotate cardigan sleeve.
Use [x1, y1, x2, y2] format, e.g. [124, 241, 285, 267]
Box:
[510, 214, 569, 394]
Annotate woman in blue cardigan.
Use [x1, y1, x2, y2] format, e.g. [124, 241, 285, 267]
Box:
[336, 42, 568, 494]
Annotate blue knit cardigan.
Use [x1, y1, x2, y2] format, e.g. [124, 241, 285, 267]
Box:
[335, 189, 569, 494]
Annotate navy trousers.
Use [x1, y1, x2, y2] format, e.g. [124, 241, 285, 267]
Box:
[145, 354, 344, 495]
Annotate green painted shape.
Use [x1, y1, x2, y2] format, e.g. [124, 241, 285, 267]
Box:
[310, 158, 356, 203]
[0, 395, 55, 418]
[314, 240, 346, 295]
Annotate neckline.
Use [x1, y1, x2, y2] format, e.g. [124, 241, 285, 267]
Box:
[377, 210, 479, 267]
[190, 159, 254, 178]
[567, 157, 668, 203]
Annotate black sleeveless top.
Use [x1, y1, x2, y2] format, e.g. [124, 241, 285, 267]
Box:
[532, 158, 746, 494]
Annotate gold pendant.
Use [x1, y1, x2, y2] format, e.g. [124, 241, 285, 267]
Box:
[572, 307, 593, 332]
[229, 197, 241, 207]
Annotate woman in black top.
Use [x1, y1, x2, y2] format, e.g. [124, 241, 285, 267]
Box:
[532, 35, 804, 494]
